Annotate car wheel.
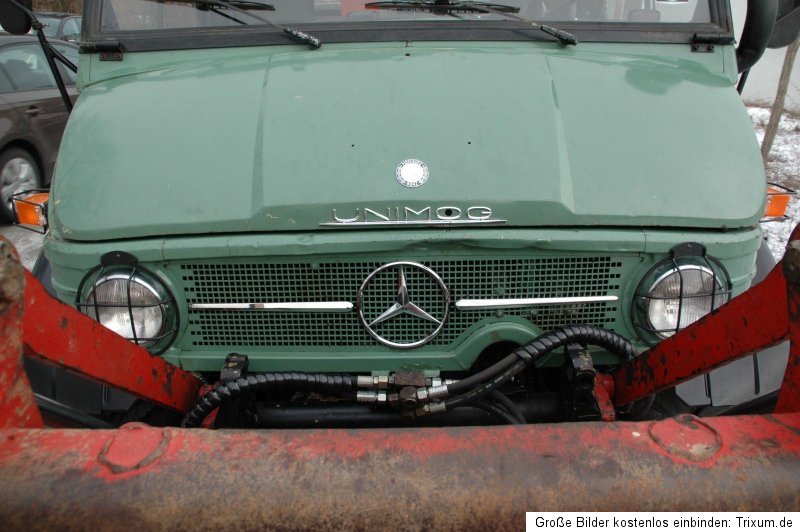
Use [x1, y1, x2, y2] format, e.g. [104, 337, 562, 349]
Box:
[0, 148, 41, 224]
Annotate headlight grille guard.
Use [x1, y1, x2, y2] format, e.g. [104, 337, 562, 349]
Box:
[75, 251, 178, 355]
[632, 242, 732, 343]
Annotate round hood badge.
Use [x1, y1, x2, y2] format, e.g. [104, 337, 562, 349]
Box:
[396, 159, 429, 188]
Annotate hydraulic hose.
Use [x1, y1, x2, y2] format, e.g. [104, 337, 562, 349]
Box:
[183, 372, 355, 428]
[184, 326, 635, 427]
[488, 390, 527, 424]
[474, 399, 522, 425]
[445, 325, 637, 410]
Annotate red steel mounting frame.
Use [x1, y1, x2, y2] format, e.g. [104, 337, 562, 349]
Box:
[18, 249, 201, 417]
[0, 235, 799, 519]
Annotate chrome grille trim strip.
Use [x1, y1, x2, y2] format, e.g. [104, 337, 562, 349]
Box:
[189, 302, 354, 312]
[455, 295, 619, 310]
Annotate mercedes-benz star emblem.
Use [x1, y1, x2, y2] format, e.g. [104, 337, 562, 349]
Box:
[396, 159, 429, 188]
[357, 262, 449, 349]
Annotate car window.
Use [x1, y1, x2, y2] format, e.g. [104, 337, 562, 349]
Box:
[53, 43, 79, 85]
[0, 44, 57, 92]
[0, 67, 12, 93]
[38, 16, 61, 39]
[62, 18, 81, 41]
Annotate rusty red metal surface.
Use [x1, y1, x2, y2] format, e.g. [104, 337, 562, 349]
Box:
[20, 262, 200, 413]
[777, 243, 800, 412]
[613, 261, 790, 406]
[0, 239, 42, 429]
[594, 374, 615, 421]
[0, 414, 798, 525]
[613, 229, 800, 408]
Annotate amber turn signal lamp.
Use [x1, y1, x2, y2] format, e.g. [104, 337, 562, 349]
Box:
[14, 192, 49, 227]
[764, 184, 795, 219]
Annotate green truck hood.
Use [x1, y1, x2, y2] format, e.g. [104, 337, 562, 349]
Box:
[52, 43, 765, 240]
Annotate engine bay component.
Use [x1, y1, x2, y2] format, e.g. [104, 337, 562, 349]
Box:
[220, 353, 249, 384]
[182, 324, 638, 428]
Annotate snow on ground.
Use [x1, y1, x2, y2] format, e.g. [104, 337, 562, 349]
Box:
[750, 106, 800, 259]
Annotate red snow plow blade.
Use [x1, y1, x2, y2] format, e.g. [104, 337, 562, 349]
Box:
[0, 233, 799, 523]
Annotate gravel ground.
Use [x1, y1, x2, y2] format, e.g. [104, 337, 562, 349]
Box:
[0, 224, 43, 270]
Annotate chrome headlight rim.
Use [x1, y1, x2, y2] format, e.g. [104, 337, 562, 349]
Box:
[632, 243, 731, 345]
[76, 252, 178, 355]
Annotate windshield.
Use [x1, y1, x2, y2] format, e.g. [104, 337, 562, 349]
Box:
[38, 16, 63, 38]
[87, 0, 728, 46]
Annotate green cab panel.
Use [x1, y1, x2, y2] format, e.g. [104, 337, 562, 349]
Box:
[50, 41, 764, 241]
[45, 226, 760, 373]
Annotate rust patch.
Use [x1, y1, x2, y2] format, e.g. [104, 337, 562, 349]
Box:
[782, 244, 800, 285]
[98, 423, 169, 475]
[0, 255, 24, 312]
[649, 415, 722, 463]
[162, 365, 174, 396]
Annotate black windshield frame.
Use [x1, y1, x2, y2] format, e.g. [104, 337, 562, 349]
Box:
[81, 0, 733, 52]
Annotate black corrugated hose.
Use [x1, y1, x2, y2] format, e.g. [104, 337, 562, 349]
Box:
[445, 325, 638, 410]
[182, 372, 355, 428]
[182, 326, 637, 428]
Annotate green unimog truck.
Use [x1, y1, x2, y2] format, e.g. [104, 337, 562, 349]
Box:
[4, 0, 800, 427]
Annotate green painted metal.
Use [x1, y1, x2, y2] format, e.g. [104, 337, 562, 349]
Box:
[45, 227, 761, 372]
[43, 17, 768, 373]
[49, 42, 764, 242]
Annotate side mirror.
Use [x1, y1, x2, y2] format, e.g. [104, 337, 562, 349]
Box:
[737, 0, 779, 73]
[769, 0, 800, 48]
[0, 0, 33, 35]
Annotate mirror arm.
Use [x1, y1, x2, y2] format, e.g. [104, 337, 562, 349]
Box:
[737, 0, 779, 73]
[8, 0, 73, 113]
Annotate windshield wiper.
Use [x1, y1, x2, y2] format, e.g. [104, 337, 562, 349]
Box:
[219, 0, 275, 10]
[366, 0, 578, 46]
[367, 0, 519, 13]
[195, 0, 321, 49]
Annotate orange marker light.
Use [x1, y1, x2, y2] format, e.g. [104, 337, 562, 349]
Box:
[764, 184, 794, 219]
[14, 192, 49, 227]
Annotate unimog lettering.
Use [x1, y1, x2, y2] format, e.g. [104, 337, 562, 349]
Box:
[326, 206, 501, 225]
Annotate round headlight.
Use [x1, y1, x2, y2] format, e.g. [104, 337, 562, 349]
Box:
[644, 265, 729, 338]
[633, 246, 730, 343]
[79, 267, 176, 351]
[83, 273, 165, 345]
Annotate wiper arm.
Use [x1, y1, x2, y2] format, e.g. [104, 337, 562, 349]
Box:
[195, 0, 321, 49]
[219, 0, 276, 10]
[206, 6, 251, 26]
[9, 0, 77, 113]
[456, 1, 577, 45]
[366, 0, 578, 46]
[367, 1, 519, 13]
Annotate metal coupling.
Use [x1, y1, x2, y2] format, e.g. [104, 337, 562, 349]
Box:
[399, 386, 418, 409]
[427, 385, 449, 401]
[356, 376, 374, 389]
[415, 402, 447, 417]
[356, 391, 388, 403]
[357, 390, 377, 403]
[426, 378, 458, 387]
[356, 375, 392, 389]
[416, 387, 429, 403]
